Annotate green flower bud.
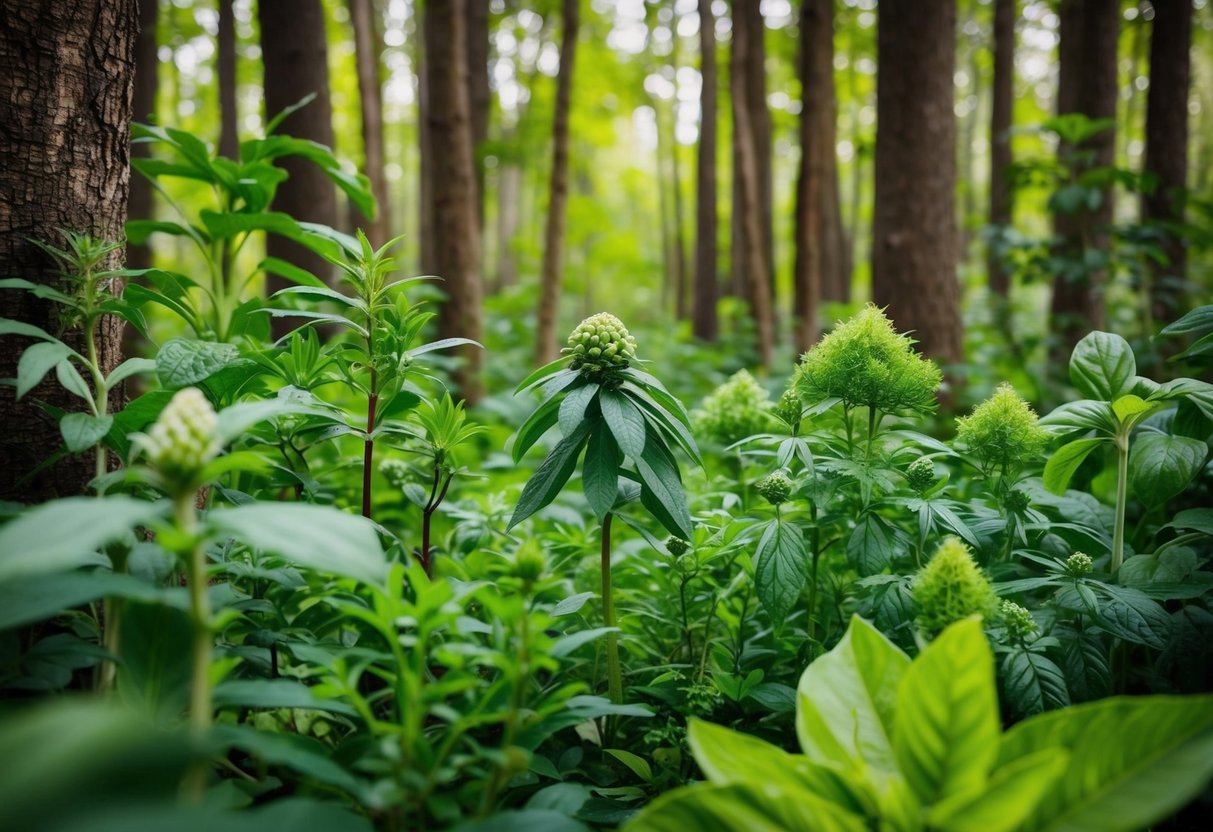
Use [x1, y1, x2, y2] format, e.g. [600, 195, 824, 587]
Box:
[755, 472, 793, 506]
[772, 388, 804, 430]
[955, 383, 1049, 474]
[905, 456, 937, 494]
[692, 369, 773, 446]
[1000, 600, 1037, 641]
[913, 537, 997, 639]
[1065, 552, 1093, 577]
[1004, 488, 1030, 513]
[512, 541, 548, 586]
[562, 312, 637, 383]
[795, 304, 942, 416]
[136, 387, 220, 485]
[666, 536, 690, 557]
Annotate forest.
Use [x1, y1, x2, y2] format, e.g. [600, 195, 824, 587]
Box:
[1, 0, 1212, 829]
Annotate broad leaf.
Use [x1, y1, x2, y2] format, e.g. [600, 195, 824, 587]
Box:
[599, 387, 646, 459]
[558, 382, 598, 435]
[754, 519, 807, 623]
[0, 570, 173, 631]
[1043, 438, 1107, 495]
[894, 617, 999, 805]
[847, 513, 896, 575]
[59, 413, 113, 453]
[1002, 648, 1070, 717]
[1128, 433, 1207, 509]
[928, 749, 1068, 832]
[0, 497, 164, 582]
[797, 616, 910, 778]
[627, 782, 867, 832]
[508, 420, 591, 530]
[16, 341, 74, 399]
[1090, 584, 1171, 650]
[582, 425, 620, 521]
[634, 433, 693, 539]
[156, 338, 242, 388]
[208, 503, 387, 586]
[1069, 331, 1136, 401]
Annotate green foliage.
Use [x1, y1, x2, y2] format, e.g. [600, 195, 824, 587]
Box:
[795, 304, 942, 417]
[628, 617, 1213, 832]
[913, 537, 997, 640]
[692, 369, 773, 447]
[956, 382, 1049, 477]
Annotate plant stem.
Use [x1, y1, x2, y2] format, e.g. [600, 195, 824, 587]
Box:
[362, 367, 379, 520]
[1111, 432, 1129, 573]
[601, 512, 622, 705]
[807, 502, 821, 649]
[866, 406, 878, 463]
[177, 491, 211, 800]
[85, 316, 108, 485]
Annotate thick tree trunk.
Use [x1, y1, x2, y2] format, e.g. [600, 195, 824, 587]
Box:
[794, 0, 838, 352]
[987, 0, 1014, 302]
[350, 0, 392, 245]
[259, 0, 339, 315]
[466, 0, 490, 226]
[692, 0, 719, 341]
[424, 0, 484, 400]
[126, 0, 159, 273]
[730, 0, 775, 369]
[1050, 0, 1118, 363]
[218, 0, 238, 160]
[535, 0, 579, 366]
[871, 0, 962, 363]
[1141, 0, 1191, 334]
[0, 0, 136, 501]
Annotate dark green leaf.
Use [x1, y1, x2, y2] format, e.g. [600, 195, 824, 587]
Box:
[599, 387, 646, 459]
[1128, 434, 1207, 509]
[508, 421, 591, 530]
[583, 425, 620, 521]
[1069, 331, 1136, 401]
[1003, 648, 1070, 717]
[753, 519, 807, 622]
[558, 382, 598, 435]
[156, 338, 242, 388]
[634, 433, 693, 540]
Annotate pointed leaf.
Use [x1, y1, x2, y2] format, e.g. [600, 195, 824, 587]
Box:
[16, 341, 74, 399]
[508, 421, 591, 530]
[754, 519, 807, 623]
[599, 387, 646, 459]
[583, 425, 620, 521]
[1043, 438, 1107, 495]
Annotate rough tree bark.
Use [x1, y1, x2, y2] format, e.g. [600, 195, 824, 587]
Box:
[466, 0, 490, 226]
[218, 0, 238, 160]
[1141, 0, 1191, 333]
[259, 0, 340, 315]
[987, 0, 1014, 303]
[0, 0, 136, 501]
[731, 0, 775, 369]
[127, 0, 159, 273]
[535, 0, 579, 366]
[871, 0, 962, 363]
[1050, 0, 1118, 363]
[424, 0, 484, 399]
[692, 0, 719, 341]
[417, 14, 436, 274]
[350, 0, 392, 245]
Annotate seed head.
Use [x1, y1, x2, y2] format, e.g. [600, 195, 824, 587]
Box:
[563, 312, 637, 383]
[136, 387, 220, 485]
[755, 472, 793, 506]
[906, 456, 937, 494]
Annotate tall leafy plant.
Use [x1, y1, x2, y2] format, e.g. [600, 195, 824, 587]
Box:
[509, 313, 700, 703]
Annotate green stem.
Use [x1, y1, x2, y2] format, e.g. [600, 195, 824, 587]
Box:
[601, 512, 622, 706]
[807, 502, 820, 649]
[866, 406, 878, 463]
[177, 491, 211, 800]
[1111, 432, 1129, 573]
[85, 316, 108, 484]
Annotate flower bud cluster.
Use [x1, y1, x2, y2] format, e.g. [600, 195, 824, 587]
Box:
[137, 387, 220, 484]
[563, 313, 637, 382]
[1000, 600, 1037, 641]
[906, 456, 937, 494]
[755, 472, 793, 506]
[1065, 552, 1093, 577]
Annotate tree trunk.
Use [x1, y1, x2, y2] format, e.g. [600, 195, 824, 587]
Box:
[424, 0, 484, 400]
[0, 0, 136, 502]
[349, 0, 392, 245]
[466, 0, 490, 226]
[1141, 0, 1191, 334]
[218, 0, 238, 160]
[495, 160, 522, 290]
[417, 15, 436, 275]
[794, 0, 837, 352]
[126, 0, 159, 273]
[871, 0, 961, 363]
[730, 0, 775, 369]
[535, 0, 579, 366]
[670, 16, 689, 321]
[987, 0, 1014, 302]
[692, 0, 719, 341]
[259, 0, 339, 316]
[1050, 0, 1118, 363]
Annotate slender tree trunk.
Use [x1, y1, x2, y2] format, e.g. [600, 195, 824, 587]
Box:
[0, 0, 136, 501]
[731, 0, 775, 369]
[692, 0, 719, 340]
[1050, 0, 1118, 363]
[218, 0, 238, 160]
[126, 0, 159, 273]
[988, 0, 1015, 302]
[817, 1, 848, 308]
[1141, 0, 1191, 335]
[670, 17, 689, 321]
[260, 0, 339, 315]
[535, 0, 579, 366]
[871, 0, 962, 363]
[424, 0, 484, 399]
[466, 0, 490, 227]
[496, 159, 522, 290]
[350, 0, 392, 245]
[417, 15, 436, 275]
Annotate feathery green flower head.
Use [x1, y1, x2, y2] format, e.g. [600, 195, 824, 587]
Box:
[905, 456, 937, 494]
[512, 540, 548, 586]
[956, 383, 1049, 473]
[913, 536, 997, 639]
[136, 387, 220, 485]
[562, 312, 637, 383]
[693, 369, 772, 446]
[755, 471, 793, 506]
[665, 536, 690, 557]
[1065, 552, 1093, 577]
[1000, 600, 1037, 641]
[794, 304, 942, 415]
[772, 387, 804, 430]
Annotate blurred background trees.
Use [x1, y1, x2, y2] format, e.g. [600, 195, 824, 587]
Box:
[118, 0, 1213, 397]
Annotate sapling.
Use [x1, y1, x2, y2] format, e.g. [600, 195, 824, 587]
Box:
[509, 312, 699, 705]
